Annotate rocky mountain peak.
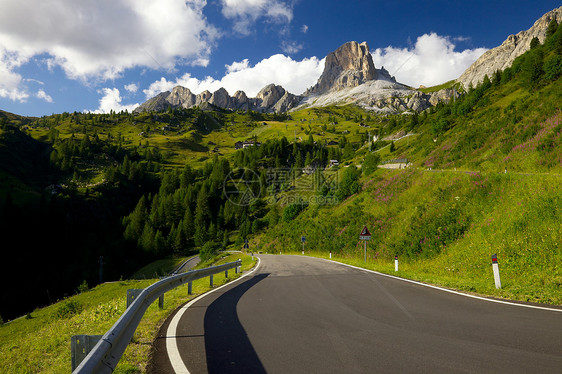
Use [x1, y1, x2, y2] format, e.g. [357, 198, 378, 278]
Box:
[457, 6, 562, 89]
[306, 41, 378, 95]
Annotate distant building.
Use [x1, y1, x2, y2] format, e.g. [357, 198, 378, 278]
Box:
[329, 160, 339, 167]
[235, 140, 262, 149]
[242, 140, 261, 148]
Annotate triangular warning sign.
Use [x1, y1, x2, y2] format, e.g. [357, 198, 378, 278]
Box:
[360, 226, 371, 236]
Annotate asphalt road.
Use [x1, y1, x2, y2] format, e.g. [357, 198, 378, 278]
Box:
[149, 255, 562, 374]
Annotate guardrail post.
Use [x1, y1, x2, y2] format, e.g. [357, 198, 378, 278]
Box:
[158, 295, 164, 309]
[225, 269, 228, 278]
[127, 289, 143, 308]
[73, 261, 241, 372]
[188, 281, 192, 295]
[71, 335, 102, 371]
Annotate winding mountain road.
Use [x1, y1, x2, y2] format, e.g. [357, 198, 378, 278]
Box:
[149, 255, 562, 373]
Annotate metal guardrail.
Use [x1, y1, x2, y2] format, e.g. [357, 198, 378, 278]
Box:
[73, 260, 242, 373]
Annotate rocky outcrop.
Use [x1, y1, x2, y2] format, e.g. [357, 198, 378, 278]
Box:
[209, 88, 234, 109]
[457, 6, 562, 89]
[306, 41, 377, 95]
[195, 90, 212, 106]
[233, 90, 249, 111]
[135, 91, 171, 112]
[133, 84, 302, 114]
[134, 39, 458, 115]
[295, 41, 429, 113]
[255, 84, 286, 108]
[168, 86, 195, 108]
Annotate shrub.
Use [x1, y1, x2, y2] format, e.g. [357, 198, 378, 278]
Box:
[200, 241, 220, 261]
[362, 152, 381, 176]
[77, 280, 89, 294]
[283, 199, 309, 222]
[56, 300, 83, 319]
[336, 165, 361, 200]
[544, 55, 562, 81]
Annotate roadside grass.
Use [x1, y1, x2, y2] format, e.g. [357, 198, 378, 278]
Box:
[0, 253, 256, 374]
[255, 168, 562, 306]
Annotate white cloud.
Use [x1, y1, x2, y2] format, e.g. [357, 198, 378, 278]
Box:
[89, 88, 140, 114]
[144, 54, 325, 98]
[281, 41, 304, 55]
[225, 59, 250, 73]
[371, 33, 488, 87]
[0, 48, 29, 101]
[124, 83, 139, 93]
[36, 89, 53, 103]
[0, 0, 217, 98]
[221, 0, 293, 35]
[301, 25, 309, 34]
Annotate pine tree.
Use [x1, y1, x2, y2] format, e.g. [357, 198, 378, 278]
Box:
[546, 19, 559, 39]
[182, 207, 194, 240]
[124, 195, 148, 241]
[193, 186, 210, 246]
[139, 222, 155, 253]
[304, 152, 312, 167]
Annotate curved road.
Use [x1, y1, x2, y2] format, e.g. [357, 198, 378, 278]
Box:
[149, 255, 562, 373]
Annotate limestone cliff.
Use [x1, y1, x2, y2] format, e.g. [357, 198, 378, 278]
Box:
[457, 6, 562, 89]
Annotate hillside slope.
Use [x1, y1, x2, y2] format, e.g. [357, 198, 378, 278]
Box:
[250, 26, 562, 305]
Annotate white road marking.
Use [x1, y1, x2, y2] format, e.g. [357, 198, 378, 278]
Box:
[323, 258, 562, 313]
[166, 258, 261, 373]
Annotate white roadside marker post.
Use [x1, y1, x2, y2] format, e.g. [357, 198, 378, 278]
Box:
[492, 254, 502, 289]
[395, 255, 399, 272]
[329, 251, 332, 259]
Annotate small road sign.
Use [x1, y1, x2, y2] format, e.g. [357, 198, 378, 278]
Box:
[301, 236, 306, 242]
[359, 226, 371, 241]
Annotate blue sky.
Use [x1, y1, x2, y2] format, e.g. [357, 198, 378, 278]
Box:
[0, 0, 560, 117]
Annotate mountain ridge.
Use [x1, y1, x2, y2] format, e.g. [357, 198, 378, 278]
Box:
[133, 41, 454, 114]
[458, 6, 562, 89]
[133, 6, 561, 115]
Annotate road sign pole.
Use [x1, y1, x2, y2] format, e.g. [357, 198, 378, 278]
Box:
[359, 226, 371, 262]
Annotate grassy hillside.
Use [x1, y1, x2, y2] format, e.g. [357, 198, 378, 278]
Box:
[0, 253, 255, 373]
[250, 26, 562, 305]
[254, 168, 561, 304]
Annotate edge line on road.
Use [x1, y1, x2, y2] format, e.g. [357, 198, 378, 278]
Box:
[320, 257, 562, 313]
[165, 257, 262, 374]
